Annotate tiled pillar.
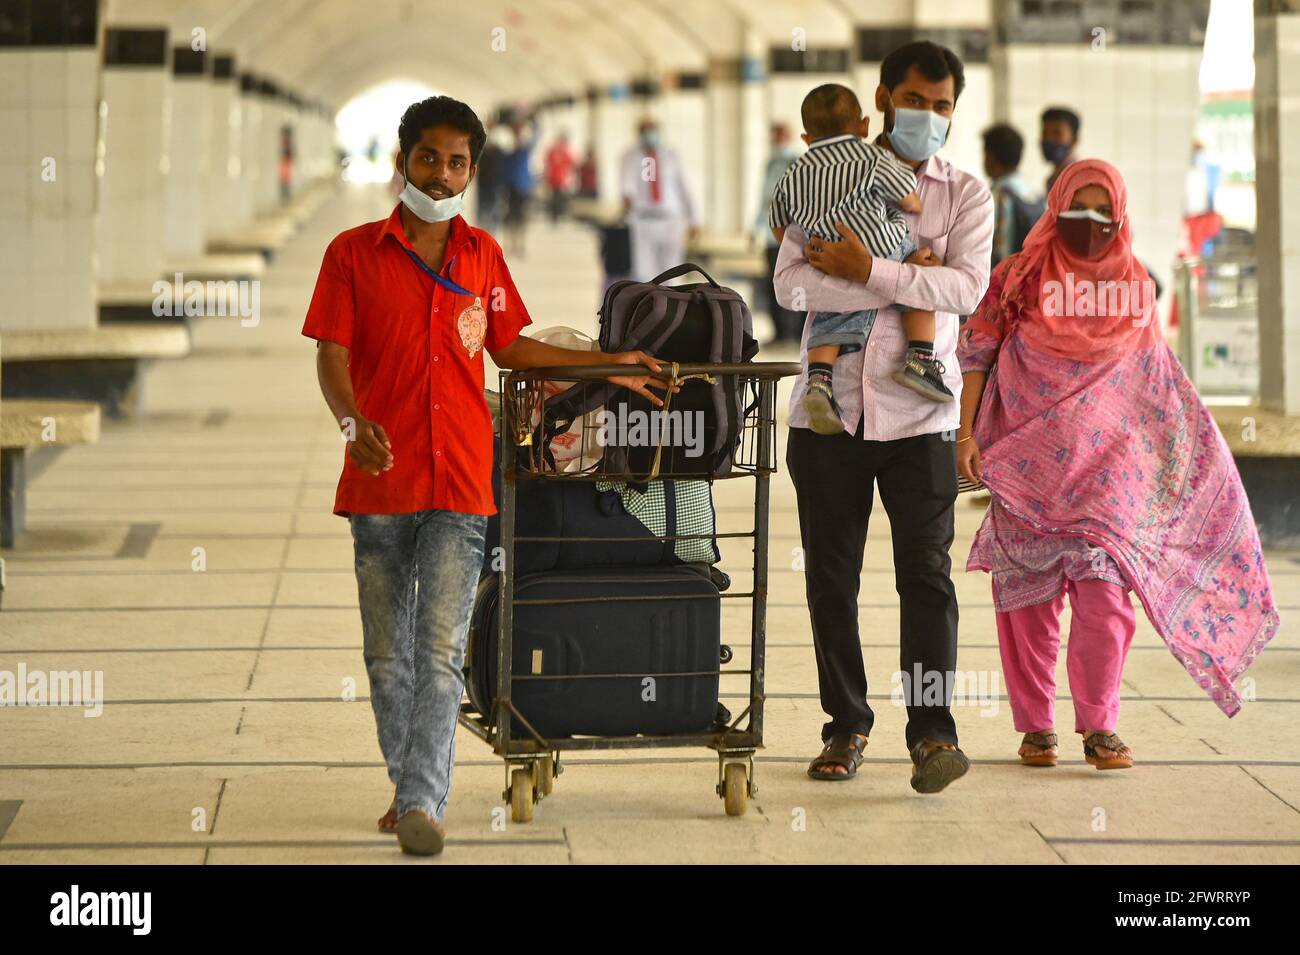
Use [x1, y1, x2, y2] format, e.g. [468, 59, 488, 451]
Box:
[991, 0, 1210, 313]
[659, 72, 707, 228]
[162, 44, 209, 261]
[256, 80, 285, 213]
[1254, 5, 1300, 414]
[235, 72, 262, 225]
[204, 53, 242, 238]
[0, 0, 100, 333]
[592, 82, 632, 206]
[96, 25, 171, 293]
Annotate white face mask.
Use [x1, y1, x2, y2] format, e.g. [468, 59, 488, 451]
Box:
[398, 158, 465, 223]
[1058, 208, 1116, 225]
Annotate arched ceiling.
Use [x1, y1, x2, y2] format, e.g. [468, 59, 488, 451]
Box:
[104, 0, 864, 110]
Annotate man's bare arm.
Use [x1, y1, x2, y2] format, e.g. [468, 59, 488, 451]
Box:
[315, 341, 392, 476]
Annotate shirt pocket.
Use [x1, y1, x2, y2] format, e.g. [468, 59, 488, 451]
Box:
[916, 199, 950, 262]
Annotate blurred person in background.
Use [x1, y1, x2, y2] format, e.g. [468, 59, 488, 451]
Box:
[502, 117, 537, 257]
[544, 130, 576, 223]
[1040, 106, 1080, 193]
[982, 123, 1044, 267]
[620, 118, 699, 281]
[753, 122, 803, 343]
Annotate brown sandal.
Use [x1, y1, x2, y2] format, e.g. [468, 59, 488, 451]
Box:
[1019, 731, 1059, 767]
[807, 732, 868, 780]
[1084, 731, 1134, 770]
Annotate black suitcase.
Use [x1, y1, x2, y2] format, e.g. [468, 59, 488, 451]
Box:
[466, 567, 722, 738]
[482, 437, 675, 577]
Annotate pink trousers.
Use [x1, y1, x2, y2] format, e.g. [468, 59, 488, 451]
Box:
[993, 577, 1136, 734]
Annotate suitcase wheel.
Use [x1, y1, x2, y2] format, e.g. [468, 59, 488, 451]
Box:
[509, 768, 535, 824]
[719, 645, 733, 665]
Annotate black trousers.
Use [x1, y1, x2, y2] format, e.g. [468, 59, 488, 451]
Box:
[786, 422, 960, 751]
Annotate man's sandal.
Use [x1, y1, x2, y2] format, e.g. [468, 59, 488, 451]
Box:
[807, 732, 868, 780]
[1084, 732, 1134, 770]
[1019, 731, 1059, 767]
[377, 800, 399, 833]
[910, 739, 970, 793]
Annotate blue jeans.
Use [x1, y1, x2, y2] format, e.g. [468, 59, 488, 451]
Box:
[807, 237, 918, 353]
[349, 509, 488, 822]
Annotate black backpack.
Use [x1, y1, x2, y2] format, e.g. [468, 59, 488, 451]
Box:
[542, 263, 759, 480]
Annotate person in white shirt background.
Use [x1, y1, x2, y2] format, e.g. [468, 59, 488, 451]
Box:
[620, 118, 700, 281]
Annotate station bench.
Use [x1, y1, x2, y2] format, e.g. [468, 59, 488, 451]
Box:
[1, 323, 190, 420]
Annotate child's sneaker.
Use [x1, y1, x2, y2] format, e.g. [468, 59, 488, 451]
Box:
[893, 348, 954, 402]
[802, 374, 845, 434]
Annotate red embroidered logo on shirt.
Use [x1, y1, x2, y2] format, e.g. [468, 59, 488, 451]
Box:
[458, 298, 488, 357]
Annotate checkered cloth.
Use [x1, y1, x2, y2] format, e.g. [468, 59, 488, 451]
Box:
[595, 479, 720, 564]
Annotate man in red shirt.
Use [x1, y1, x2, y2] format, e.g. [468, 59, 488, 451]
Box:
[303, 96, 663, 856]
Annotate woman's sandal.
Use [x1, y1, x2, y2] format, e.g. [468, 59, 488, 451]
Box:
[1083, 731, 1134, 770]
[1019, 731, 1059, 767]
[807, 732, 868, 781]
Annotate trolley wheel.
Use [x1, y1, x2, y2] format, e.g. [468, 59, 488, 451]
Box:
[509, 767, 534, 823]
[719, 645, 733, 665]
[722, 762, 748, 817]
[537, 754, 555, 796]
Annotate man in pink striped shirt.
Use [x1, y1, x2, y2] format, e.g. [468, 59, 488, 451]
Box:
[774, 41, 994, 793]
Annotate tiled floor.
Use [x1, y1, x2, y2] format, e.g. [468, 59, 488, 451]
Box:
[2, 183, 1298, 863]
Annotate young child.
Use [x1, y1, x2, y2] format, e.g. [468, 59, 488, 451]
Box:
[770, 83, 951, 434]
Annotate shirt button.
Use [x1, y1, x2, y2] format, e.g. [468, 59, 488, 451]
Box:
[433, 356, 440, 362]
[434, 404, 440, 410]
[435, 450, 442, 457]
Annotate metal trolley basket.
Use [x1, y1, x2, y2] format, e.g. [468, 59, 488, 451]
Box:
[459, 361, 802, 821]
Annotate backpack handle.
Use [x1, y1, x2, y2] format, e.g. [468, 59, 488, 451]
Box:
[648, 262, 721, 288]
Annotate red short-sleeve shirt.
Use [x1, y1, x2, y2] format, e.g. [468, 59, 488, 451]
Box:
[302, 205, 530, 517]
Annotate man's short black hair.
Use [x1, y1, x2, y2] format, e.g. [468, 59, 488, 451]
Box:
[880, 40, 965, 102]
[398, 95, 486, 164]
[1041, 106, 1081, 137]
[801, 83, 862, 139]
[982, 124, 1024, 170]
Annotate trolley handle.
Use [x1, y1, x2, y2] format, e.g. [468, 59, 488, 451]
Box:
[505, 361, 804, 387]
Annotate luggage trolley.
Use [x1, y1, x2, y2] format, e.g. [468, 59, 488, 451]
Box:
[459, 360, 802, 821]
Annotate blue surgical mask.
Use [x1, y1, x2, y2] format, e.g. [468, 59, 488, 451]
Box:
[887, 107, 950, 162]
[398, 160, 465, 223]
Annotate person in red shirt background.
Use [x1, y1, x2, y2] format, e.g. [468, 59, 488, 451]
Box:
[303, 96, 665, 856]
[543, 130, 575, 223]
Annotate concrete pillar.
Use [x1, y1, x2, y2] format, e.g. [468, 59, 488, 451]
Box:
[96, 25, 172, 292]
[592, 82, 633, 206]
[660, 71, 708, 227]
[236, 73, 262, 224]
[0, 0, 100, 333]
[257, 81, 283, 213]
[991, 0, 1210, 315]
[1254, 4, 1300, 414]
[163, 45, 210, 261]
[205, 54, 241, 238]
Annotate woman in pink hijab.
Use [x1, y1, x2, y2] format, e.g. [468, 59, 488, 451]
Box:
[956, 159, 1278, 769]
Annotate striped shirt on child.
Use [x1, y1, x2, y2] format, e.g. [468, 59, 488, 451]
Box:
[769, 133, 916, 258]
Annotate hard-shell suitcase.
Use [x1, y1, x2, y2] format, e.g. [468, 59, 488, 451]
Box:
[466, 566, 722, 738]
